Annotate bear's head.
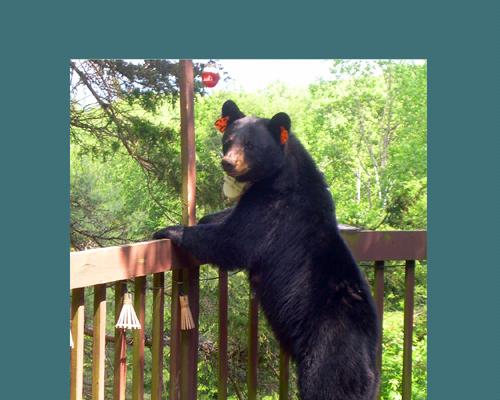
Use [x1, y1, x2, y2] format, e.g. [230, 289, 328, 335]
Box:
[215, 100, 291, 183]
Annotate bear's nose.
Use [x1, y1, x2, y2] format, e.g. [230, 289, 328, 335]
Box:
[221, 158, 235, 173]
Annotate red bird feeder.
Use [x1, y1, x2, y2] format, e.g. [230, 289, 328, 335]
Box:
[202, 62, 220, 88]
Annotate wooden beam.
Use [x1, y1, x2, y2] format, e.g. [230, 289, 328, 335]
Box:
[70, 231, 427, 290]
[342, 230, 427, 261]
[70, 239, 199, 289]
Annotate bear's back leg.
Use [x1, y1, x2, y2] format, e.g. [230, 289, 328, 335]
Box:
[296, 331, 379, 400]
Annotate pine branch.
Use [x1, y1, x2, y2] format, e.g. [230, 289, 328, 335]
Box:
[71, 61, 155, 173]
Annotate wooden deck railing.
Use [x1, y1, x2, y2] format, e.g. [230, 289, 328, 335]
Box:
[70, 230, 426, 400]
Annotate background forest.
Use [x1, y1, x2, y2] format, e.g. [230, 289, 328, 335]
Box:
[70, 59, 427, 399]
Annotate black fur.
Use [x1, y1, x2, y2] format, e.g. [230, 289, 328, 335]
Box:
[153, 101, 380, 399]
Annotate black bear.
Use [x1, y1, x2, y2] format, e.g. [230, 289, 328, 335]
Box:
[153, 100, 380, 400]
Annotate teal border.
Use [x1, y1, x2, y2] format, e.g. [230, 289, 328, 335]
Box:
[4, 0, 499, 398]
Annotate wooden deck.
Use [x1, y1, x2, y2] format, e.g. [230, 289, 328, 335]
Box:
[70, 230, 426, 400]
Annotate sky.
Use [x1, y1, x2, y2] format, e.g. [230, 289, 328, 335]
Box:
[197, 59, 335, 93]
[197, 59, 426, 93]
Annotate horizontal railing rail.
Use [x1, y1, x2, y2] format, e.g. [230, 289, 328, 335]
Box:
[70, 230, 427, 400]
[70, 239, 199, 290]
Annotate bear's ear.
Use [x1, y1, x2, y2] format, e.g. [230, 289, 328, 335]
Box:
[215, 100, 246, 133]
[222, 100, 245, 120]
[269, 112, 291, 145]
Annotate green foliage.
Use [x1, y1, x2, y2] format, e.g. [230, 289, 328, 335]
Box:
[308, 61, 427, 229]
[70, 151, 153, 249]
[380, 312, 427, 400]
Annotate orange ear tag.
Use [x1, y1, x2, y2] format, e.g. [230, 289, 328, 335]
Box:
[280, 126, 289, 145]
[215, 116, 230, 133]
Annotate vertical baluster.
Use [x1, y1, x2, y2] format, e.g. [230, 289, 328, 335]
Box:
[373, 261, 384, 400]
[181, 266, 200, 400]
[114, 281, 127, 400]
[70, 287, 85, 400]
[92, 284, 106, 400]
[279, 347, 290, 400]
[248, 285, 259, 400]
[180, 268, 197, 399]
[151, 273, 164, 400]
[132, 276, 146, 400]
[170, 270, 181, 400]
[402, 260, 416, 400]
[218, 269, 228, 400]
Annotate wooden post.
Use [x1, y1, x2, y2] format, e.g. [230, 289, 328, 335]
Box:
[373, 261, 384, 400]
[70, 288, 85, 400]
[402, 260, 416, 400]
[279, 347, 290, 400]
[132, 276, 146, 400]
[170, 269, 181, 400]
[179, 59, 199, 400]
[248, 286, 259, 400]
[113, 282, 127, 400]
[92, 285, 107, 400]
[218, 269, 228, 400]
[152, 273, 165, 400]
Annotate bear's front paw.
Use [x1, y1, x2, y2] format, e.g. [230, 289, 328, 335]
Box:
[152, 226, 184, 243]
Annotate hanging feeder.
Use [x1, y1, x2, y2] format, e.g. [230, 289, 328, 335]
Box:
[202, 61, 220, 88]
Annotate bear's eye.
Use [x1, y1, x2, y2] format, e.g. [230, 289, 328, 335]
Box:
[245, 140, 253, 149]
